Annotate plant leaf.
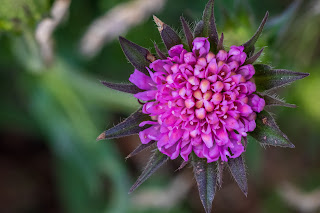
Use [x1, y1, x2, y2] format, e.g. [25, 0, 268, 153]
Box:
[228, 155, 248, 196]
[153, 15, 182, 50]
[192, 153, 217, 213]
[263, 94, 296, 108]
[242, 12, 269, 57]
[126, 141, 156, 159]
[244, 48, 264, 65]
[129, 150, 169, 193]
[254, 64, 309, 92]
[97, 108, 150, 140]
[202, 0, 219, 53]
[154, 43, 167, 60]
[180, 16, 194, 50]
[119, 36, 155, 75]
[194, 20, 204, 38]
[101, 81, 143, 94]
[249, 110, 295, 148]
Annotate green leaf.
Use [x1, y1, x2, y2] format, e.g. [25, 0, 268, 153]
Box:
[97, 107, 150, 140]
[249, 110, 294, 148]
[254, 64, 309, 92]
[100, 81, 143, 94]
[242, 12, 269, 57]
[126, 141, 156, 159]
[129, 150, 169, 193]
[180, 16, 194, 50]
[153, 15, 182, 51]
[202, 0, 219, 53]
[119, 36, 154, 75]
[192, 153, 217, 213]
[228, 155, 248, 196]
[263, 94, 296, 108]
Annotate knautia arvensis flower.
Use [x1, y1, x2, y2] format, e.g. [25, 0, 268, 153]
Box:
[97, 0, 309, 212]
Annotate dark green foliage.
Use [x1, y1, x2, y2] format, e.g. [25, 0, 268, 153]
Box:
[249, 110, 295, 148]
[129, 150, 169, 193]
[228, 156, 248, 196]
[192, 153, 217, 213]
[97, 108, 150, 140]
[119, 36, 153, 75]
[254, 64, 309, 92]
[101, 81, 144, 94]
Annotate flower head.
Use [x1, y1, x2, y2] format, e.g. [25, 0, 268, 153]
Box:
[130, 37, 264, 163]
[98, 0, 309, 212]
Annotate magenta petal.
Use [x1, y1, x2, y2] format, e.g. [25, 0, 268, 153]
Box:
[169, 44, 185, 57]
[139, 125, 161, 144]
[129, 69, 155, 90]
[134, 90, 157, 101]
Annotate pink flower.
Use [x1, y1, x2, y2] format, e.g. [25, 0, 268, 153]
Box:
[130, 38, 265, 162]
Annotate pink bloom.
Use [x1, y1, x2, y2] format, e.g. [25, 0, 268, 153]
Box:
[129, 38, 265, 162]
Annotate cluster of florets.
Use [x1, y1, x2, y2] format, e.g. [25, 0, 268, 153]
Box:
[129, 37, 265, 162]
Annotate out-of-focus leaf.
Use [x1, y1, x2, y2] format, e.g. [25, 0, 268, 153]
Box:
[249, 110, 294, 148]
[228, 155, 248, 196]
[0, 0, 50, 31]
[217, 33, 224, 51]
[97, 107, 150, 140]
[216, 160, 225, 188]
[129, 150, 169, 193]
[242, 12, 269, 57]
[153, 15, 182, 50]
[263, 94, 296, 108]
[192, 153, 217, 213]
[101, 81, 143, 94]
[119, 36, 155, 75]
[202, 0, 219, 53]
[254, 64, 309, 92]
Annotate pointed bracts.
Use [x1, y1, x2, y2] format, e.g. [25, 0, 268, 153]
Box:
[242, 12, 269, 57]
[129, 150, 169, 193]
[192, 154, 217, 213]
[263, 94, 297, 108]
[97, 108, 150, 141]
[153, 15, 182, 51]
[254, 64, 309, 92]
[119, 36, 155, 75]
[249, 110, 295, 148]
[180, 16, 194, 50]
[101, 81, 143, 94]
[202, 0, 219, 53]
[228, 156, 248, 196]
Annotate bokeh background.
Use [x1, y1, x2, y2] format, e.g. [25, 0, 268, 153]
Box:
[1, 0, 320, 212]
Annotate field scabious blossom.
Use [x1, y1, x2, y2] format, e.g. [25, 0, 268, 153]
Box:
[98, 0, 308, 212]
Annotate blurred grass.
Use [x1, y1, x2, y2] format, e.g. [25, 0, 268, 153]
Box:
[1, 0, 320, 212]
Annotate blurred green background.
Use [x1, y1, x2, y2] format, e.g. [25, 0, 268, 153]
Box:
[0, 0, 319, 212]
